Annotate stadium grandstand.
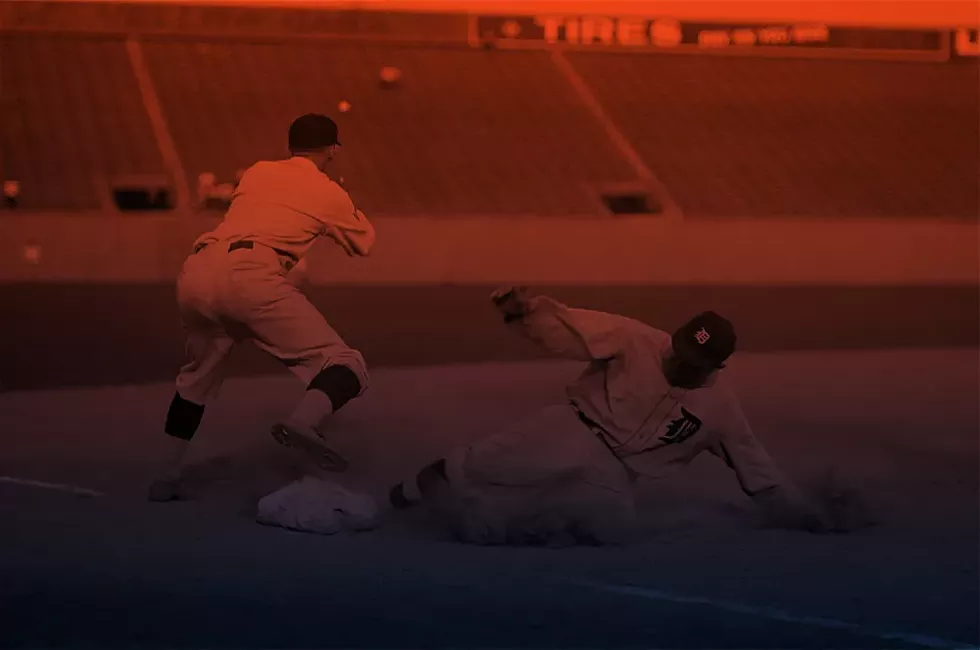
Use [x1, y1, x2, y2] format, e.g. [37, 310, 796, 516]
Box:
[0, 1, 976, 220]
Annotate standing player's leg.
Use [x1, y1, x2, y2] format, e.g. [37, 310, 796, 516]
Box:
[149, 318, 235, 501]
[242, 279, 369, 471]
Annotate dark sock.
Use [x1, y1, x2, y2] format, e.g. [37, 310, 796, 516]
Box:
[390, 459, 449, 510]
[417, 458, 449, 497]
[389, 483, 414, 509]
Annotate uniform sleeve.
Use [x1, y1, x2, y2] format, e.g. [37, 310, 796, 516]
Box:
[339, 208, 375, 256]
[707, 389, 830, 532]
[511, 296, 644, 362]
[230, 164, 257, 199]
[317, 183, 375, 256]
[706, 396, 785, 498]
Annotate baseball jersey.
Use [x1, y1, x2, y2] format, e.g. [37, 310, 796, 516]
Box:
[509, 296, 785, 497]
[192, 156, 375, 260]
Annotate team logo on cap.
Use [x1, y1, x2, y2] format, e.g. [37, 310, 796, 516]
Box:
[695, 327, 711, 345]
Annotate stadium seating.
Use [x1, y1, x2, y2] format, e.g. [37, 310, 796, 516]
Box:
[566, 53, 980, 219]
[1, 27, 976, 220]
[141, 38, 639, 216]
[0, 34, 166, 210]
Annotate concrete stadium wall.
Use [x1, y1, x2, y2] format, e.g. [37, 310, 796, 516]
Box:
[3, 212, 975, 390]
[0, 212, 976, 285]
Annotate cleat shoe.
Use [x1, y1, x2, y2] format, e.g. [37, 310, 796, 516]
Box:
[148, 477, 186, 502]
[270, 422, 349, 472]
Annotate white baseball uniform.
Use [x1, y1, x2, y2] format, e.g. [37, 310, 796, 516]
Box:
[174, 156, 375, 406]
[440, 295, 790, 545]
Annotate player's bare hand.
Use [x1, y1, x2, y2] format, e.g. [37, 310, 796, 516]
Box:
[804, 468, 877, 534]
[324, 224, 356, 256]
[754, 484, 832, 533]
[756, 472, 876, 534]
[491, 286, 531, 322]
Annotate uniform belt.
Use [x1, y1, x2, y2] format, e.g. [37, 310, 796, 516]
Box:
[227, 240, 297, 263]
[573, 405, 615, 448]
[571, 403, 639, 483]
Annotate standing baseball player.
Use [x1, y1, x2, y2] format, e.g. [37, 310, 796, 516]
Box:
[149, 114, 375, 501]
[388, 287, 845, 545]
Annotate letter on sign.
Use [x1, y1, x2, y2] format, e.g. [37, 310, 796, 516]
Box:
[699, 30, 731, 47]
[731, 29, 756, 46]
[617, 17, 647, 46]
[650, 18, 683, 47]
[956, 28, 979, 56]
[757, 27, 790, 44]
[580, 17, 615, 45]
[792, 23, 830, 43]
[535, 16, 564, 44]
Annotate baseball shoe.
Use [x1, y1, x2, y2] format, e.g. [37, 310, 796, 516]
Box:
[388, 482, 418, 510]
[147, 476, 187, 502]
[270, 422, 349, 472]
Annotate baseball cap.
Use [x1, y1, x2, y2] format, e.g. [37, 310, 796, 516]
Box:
[671, 311, 736, 369]
[288, 113, 341, 152]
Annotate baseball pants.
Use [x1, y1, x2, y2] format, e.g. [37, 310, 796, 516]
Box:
[439, 404, 636, 546]
[173, 241, 368, 405]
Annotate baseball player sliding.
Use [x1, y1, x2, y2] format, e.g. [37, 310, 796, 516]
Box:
[149, 114, 374, 502]
[389, 287, 868, 545]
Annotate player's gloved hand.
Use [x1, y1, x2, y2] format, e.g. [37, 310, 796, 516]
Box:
[753, 484, 833, 534]
[491, 286, 531, 323]
[803, 468, 877, 534]
[755, 472, 876, 534]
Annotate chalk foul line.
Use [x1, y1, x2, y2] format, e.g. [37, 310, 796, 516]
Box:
[579, 582, 976, 650]
[0, 476, 104, 498]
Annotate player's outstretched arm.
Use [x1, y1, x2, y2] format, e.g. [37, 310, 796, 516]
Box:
[340, 208, 375, 256]
[708, 405, 876, 534]
[754, 470, 877, 533]
[490, 286, 644, 362]
[750, 484, 831, 533]
[318, 183, 375, 257]
[706, 399, 832, 533]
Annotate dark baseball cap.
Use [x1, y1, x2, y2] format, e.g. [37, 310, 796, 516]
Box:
[671, 311, 736, 369]
[288, 113, 341, 152]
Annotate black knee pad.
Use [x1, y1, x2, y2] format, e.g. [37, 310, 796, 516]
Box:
[308, 364, 361, 412]
[164, 392, 205, 441]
